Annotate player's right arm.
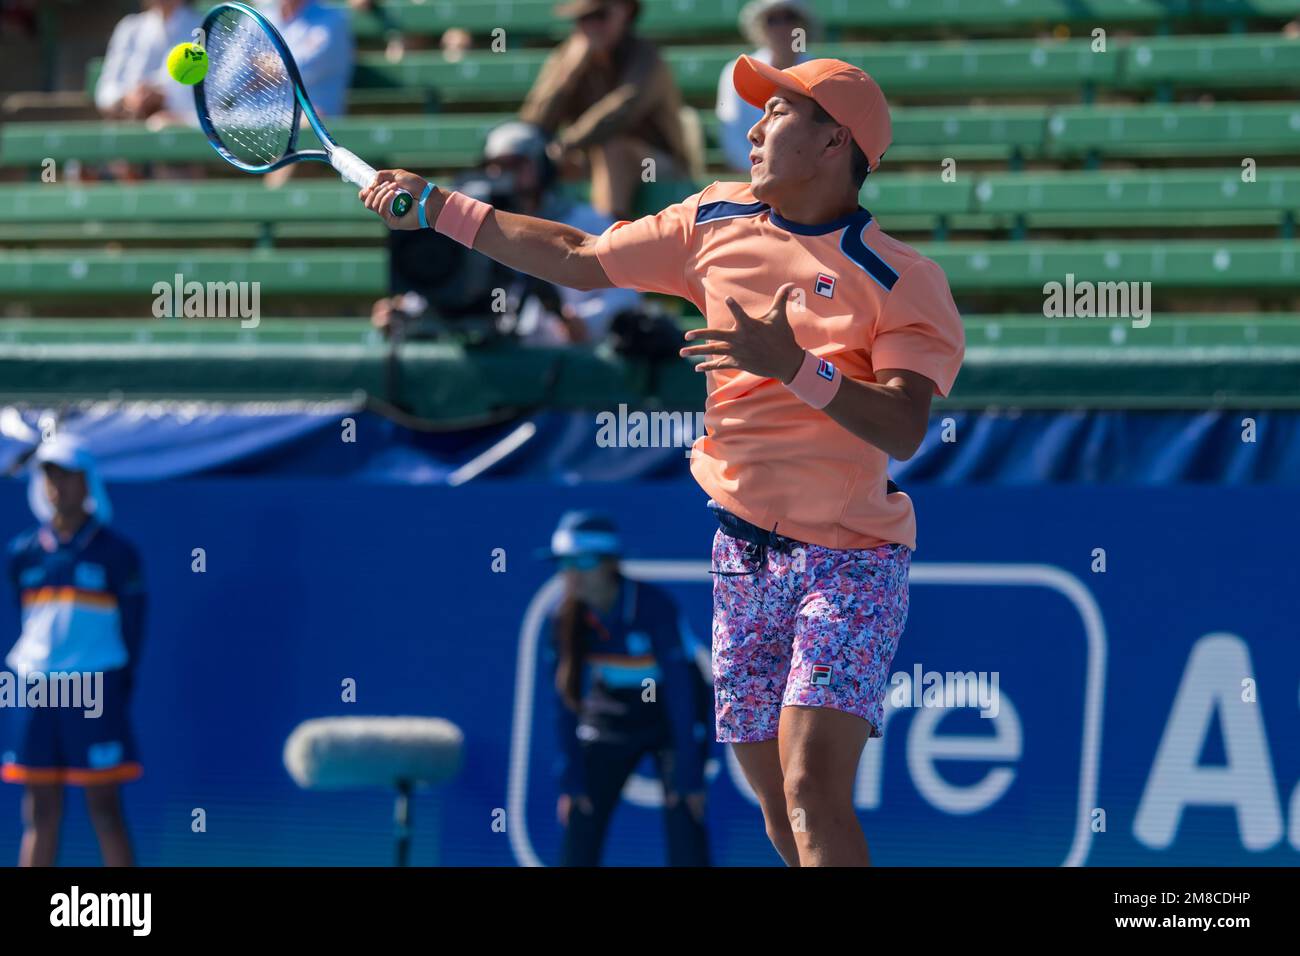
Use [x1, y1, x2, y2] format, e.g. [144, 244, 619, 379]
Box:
[360, 170, 615, 292]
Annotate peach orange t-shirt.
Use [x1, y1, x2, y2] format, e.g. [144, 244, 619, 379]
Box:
[594, 180, 965, 550]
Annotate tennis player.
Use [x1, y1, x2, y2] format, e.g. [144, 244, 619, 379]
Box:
[362, 57, 965, 867]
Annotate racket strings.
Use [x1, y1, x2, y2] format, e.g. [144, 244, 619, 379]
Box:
[202, 9, 297, 168]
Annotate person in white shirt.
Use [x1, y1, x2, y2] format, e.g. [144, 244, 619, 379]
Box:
[715, 0, 819, 173]
[260, 0, 355, 118]
[94, 0, 203, 127]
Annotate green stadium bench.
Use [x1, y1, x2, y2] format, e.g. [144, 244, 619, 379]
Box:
[15, 171, 1292, 226]
[0, 319, 381, 345]
[1119, 34, 1300, 91]
[11, 314, 1299, 350]
[1044, 103, 1300, 161]
[1197, 0, 1300, 18]
[4, 314, 1298, 414]
[0, 114, 498, 167]
[3, 168, 1296, 251]
[354, 39, 1116, 103]
[971, 169, 1300, 234]
[331, 0, 1208, 40]
[0, 181, 385, 247]
[963, 313, 1300, 349]
[272, 36, 1292, 106]
[0, 250, 387, 297]
[83, 57, 434, 112]
[918, 239, 1299, 290]
[859, 175, 975, 217]
[0, 221, 387, 246]
[0, 182, 374, 223]
[860, 169, 1300, 234]
[6, 103, 1296, 171]
[2, 241, 1294, 301]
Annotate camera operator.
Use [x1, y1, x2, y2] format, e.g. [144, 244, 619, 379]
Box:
[371, 122, 642, 345]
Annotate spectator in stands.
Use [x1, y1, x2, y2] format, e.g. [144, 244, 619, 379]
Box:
[372, 121, 641, 345]
[94, 0, 202, 127]
[260, 0, 355, 118]
[345, 0, 447, 61]
[439, 27, 472, 62]
[540, 510, 712, 867]
[520, 0, 689, 220]
[716, 0, 819, 173]
[258, 1, 355, 187]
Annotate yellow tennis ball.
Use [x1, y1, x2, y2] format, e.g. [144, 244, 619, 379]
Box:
[167, 42, 208, 85]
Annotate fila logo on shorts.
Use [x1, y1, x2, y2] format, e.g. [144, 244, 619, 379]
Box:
[811, 664, 833, 686]
[814, 273, 836, 298]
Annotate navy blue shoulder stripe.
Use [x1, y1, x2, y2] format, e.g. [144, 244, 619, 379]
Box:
[840, 221, 899, 291]
[696, 199, 769, 225]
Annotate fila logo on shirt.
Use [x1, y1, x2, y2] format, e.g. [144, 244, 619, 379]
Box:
[814, 272, 836, 299]
[811, 664, 833, 686]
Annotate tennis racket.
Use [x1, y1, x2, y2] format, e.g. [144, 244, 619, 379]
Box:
[194, 1, 412, 218]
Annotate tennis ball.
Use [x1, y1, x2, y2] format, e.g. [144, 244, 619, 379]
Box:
[167, 42, 208, 85]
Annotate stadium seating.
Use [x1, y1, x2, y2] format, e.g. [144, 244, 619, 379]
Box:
[2, 315, 1296, 420]
[4, 240, 1296, 301]
[333, 0, 1297, 39]
[6, 170, 1296, 246]
[6, 102, 1299, 171]
[3, 0, 1297, 356]
[82, 35, 1300, 110]
[0, 250, 386, 298]
[339, 35, 1300, 101]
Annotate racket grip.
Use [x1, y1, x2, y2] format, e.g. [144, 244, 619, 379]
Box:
[332, 146, 413, 218]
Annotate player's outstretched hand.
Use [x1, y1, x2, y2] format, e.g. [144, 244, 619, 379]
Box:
[360, 169, 436, 230]
[680, 282, 804, 382]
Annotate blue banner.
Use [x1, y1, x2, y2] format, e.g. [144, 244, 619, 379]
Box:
[2, 407, 1297, 484]
[0, 478, 1296, 866]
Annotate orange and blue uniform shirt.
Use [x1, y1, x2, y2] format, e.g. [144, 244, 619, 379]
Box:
[545, 578, 707, 796]
[1, 520, 145, 785]
[595, 180, 966, 550]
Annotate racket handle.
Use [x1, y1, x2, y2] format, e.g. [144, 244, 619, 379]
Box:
[331, 146, 413, 219]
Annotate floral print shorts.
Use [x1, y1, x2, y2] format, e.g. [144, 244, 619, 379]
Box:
[711, 527, 911, 743]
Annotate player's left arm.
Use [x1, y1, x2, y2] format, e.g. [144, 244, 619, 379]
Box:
[818, 368, 935, 462]
[680, 283, 936, 461]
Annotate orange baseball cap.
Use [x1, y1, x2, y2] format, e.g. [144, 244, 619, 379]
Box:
[732, 56, 892, 171]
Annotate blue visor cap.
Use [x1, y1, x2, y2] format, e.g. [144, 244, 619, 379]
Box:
[537, 510, 622, 562]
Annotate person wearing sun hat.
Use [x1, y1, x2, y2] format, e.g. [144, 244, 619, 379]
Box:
[519, 0, 689, 219]
[539, 510, 711, 866]
[3, 434, 147, 867]
[362, 48, 964, 868]
[716, 0, 821, 171]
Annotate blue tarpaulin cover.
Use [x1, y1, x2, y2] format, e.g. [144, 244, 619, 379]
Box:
[2, 405, 1295, 484]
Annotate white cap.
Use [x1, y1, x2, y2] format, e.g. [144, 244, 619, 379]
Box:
[483, 121, 548, 165]
[739, 0, 818, 48]
[28, 434, 113, 525]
